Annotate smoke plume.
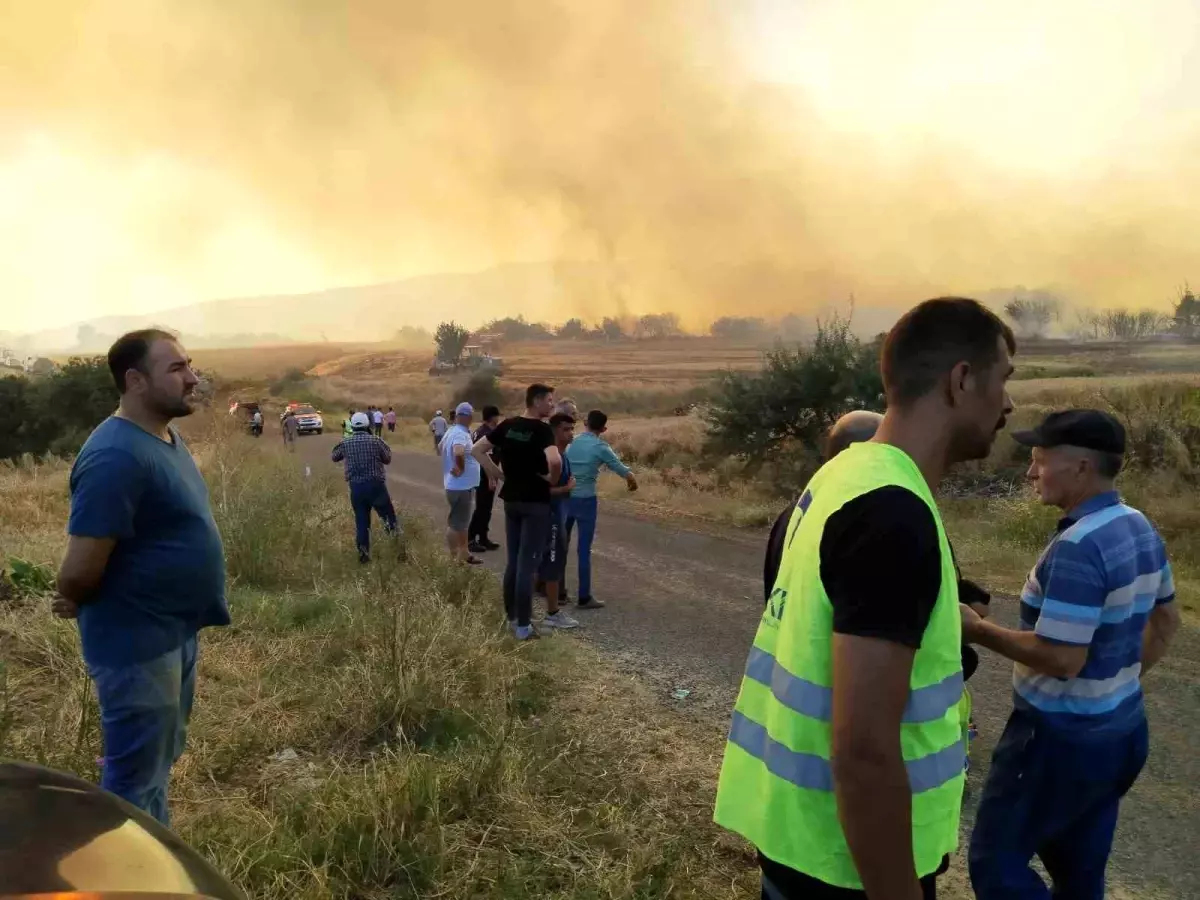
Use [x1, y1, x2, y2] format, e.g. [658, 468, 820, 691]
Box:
[2, 0, 1199, 334]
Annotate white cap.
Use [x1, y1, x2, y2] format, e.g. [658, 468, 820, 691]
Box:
[435, 409, 444, 416]
[351, 412, 370, 429]
[455, 402, 474, 417]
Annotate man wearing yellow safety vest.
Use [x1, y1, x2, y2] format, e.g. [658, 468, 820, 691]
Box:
[716, 297, 1016, 900]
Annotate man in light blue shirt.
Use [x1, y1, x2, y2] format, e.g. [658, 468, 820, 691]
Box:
[963, 409, 1181, 899]
[442, 402, 482, 565]
[563, 409, 638, 608]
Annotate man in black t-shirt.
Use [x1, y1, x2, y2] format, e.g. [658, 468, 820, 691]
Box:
[472, 383, 561, 640]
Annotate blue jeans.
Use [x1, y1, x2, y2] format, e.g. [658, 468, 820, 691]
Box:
[350, 479, 398, 555]
[565, 496, 599, 600]
[504, 501, 551, 626]
[969, 707, 1149, 900]
[88, 636, 199, 825]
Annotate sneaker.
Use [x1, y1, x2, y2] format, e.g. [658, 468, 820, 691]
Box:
[468, 540, 488, 554]
[543, 610, 580, 629]
[466, 555, 484, 566]
[482, 539, 501, 551]
[358, 551, 371, 565]
[576, 596, 606, 609]
[512, 623, 539, 641]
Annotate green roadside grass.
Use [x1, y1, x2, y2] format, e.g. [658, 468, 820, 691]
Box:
[0, 430, 756, 900]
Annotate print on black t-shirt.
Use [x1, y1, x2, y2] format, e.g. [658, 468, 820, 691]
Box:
[488, 416, 555, 504]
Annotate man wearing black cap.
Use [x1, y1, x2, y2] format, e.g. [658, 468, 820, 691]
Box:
[963, 409, 1181, 899]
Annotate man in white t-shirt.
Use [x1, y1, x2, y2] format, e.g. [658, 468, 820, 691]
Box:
[371, 406, 384, 436]
[442, 402, 482, 565]
[430, 410, 448, 452]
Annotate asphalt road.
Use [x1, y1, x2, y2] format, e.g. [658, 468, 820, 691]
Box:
[297, 433, 1198, 898]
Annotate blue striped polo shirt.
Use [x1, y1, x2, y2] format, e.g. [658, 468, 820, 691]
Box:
[1014, 491, 1174, 737]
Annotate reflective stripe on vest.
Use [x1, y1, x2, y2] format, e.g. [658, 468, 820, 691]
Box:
[744, 646, 964, 725]
[728, 709, 965, 794]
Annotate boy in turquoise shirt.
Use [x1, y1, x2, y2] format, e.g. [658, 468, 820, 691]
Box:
[563, 410, 638, 608]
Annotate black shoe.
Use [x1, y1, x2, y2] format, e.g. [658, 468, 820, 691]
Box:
[482, 539, 501, 551]
[358, 551, 371, 565]
[468, 540, 488, 554]
[577, 597, 606, 609]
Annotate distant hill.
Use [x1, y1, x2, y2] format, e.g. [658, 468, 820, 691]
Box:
[16, 262, 612, 353]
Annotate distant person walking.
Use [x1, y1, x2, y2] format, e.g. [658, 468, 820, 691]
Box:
[385, 406, 397, 433]
[282, 409, 299, 450]
[472, 384, 560, 640]
[430, 409, 448, 452]
[342, 409, 355, 437]
[563, 410, 637, 609]
[468, 405, 503, 554]
[442, 402, 483, 565]
[372, 406, 384, 436]
[965, 410, 1181, 899]
[51, 329, 230, 825]
[539, 413, 580, 629]
[331, 411, 399, 563]
[250, 408, 263, 437]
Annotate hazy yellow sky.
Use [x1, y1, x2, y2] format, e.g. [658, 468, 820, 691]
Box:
[2, 0, 1199, 335]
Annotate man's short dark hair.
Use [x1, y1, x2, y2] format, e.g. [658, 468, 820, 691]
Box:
[881, 297, 1016, 407]
[1093, 450, 1123, 479]
[586, 410, 609, 431]
[482, 405, 501, 420]
[107, 328, 178, 393]
[549, 413, 576, 428]
[526, 383, 554, 407]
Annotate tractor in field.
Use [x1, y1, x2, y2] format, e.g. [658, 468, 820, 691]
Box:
[428, 336, 504, 376]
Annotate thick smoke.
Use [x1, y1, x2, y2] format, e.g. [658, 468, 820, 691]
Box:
[2, 0, 1199, 333]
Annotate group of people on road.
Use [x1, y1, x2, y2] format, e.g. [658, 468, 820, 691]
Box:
[44, 305, 1184, 900]
[427, 386, 639, 638]
[343, 405, 395, 437]
[719, 297, 1182, 900]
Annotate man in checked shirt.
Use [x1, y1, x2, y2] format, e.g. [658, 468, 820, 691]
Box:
[331, 411, 399, 563]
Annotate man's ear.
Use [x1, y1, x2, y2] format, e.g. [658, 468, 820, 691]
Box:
[946, 360, 973, 407]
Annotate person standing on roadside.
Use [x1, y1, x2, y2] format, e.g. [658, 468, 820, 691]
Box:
[51, 329, 230, 825]
[372, 405, 384, 436]
[385, 406, 397, 434]
[714, 297, 1015, 900]
[539, 412, 580, 629]
[442, 402, 483, 566]
[430, 409, 448, 452]
[331, 411, 399, 563]
[468, 405, 503, 554]
[250, 407, 263, 437]
[472, 383, 560, 640]
[964, 409, 1181, 900]
[342, 409, 355, 437]
[282, 408, 299, 450]
[563, 410, 638, 610]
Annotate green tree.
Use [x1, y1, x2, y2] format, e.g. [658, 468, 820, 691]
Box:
[557, 318, 587, 339]
[704, 317, 883, 465]
[1, 357, 117, 460]
[435, 321, 471, 364]
[1172, 286, 1200, 338]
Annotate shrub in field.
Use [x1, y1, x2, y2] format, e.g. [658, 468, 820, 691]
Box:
[0, 357, 116, 460]
[704, 316, 883, 467]
[450, 369, 506, 413]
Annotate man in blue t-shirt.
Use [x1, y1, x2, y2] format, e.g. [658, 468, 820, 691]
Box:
[963, 410, 1182, 898]
[52, 329, 229, 826]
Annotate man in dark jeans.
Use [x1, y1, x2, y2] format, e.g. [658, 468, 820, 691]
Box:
[468, 405, 503, 553]
[331, 411, 399, 563]
[472, 384, 560, 641]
